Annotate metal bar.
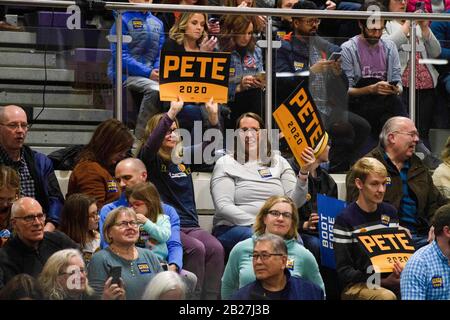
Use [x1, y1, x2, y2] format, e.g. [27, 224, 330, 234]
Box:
[115, 11, 123, 122]
[409, 20, 416, 123]
[0, 0, 449, 21]
[265, 16, 273, 131]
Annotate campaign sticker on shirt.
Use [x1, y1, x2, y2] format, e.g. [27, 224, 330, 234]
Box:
[381, 214, 390, 226]
[286, 257, 294, 271]
[277, 31, 286, 39]
[107, 180, 119, 193]
[132, 19, 144, 29]
[432, 276, 443, 288]
[244, 55, 256, 69]
[258, 168, 272, 179]
[386, 176, 392, 186]
[137, 263, 152, 274]
[294, 61, 304, 71]
[229, 67, 236, 77]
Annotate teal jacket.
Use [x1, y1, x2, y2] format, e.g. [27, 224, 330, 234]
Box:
[221, 235, 324, 300]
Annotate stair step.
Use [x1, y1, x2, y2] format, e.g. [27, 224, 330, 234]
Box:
[0, 51, 57, 68]
[31, 107, 113, 122]
[0, 90, 94, 107]
[0, 31, 36, 45]
[0, 67, 74, 82]
[26, 130, 93, 146]
[30, 146, 64, 156]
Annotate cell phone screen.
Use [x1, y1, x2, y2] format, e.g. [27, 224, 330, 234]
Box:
[110, 266, 122, 285]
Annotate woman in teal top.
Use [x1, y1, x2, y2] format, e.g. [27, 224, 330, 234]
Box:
[221, 195, 324, 300]
[88, 206, 163, 300]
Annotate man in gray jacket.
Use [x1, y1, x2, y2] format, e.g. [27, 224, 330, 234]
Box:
[340, 0, 406, 141]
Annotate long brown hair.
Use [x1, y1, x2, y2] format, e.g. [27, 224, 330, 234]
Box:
[59, 193, 97, 247]
[77, 119, 133, 170]
[219, 15, 256, 52]
[126, 182, 163, 223]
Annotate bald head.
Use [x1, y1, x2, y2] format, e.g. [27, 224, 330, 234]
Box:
[11, 197, 43, 219]
[115, 157, 148, 189]
[380, 116, 419, 161]
[0, 105, 27, 123]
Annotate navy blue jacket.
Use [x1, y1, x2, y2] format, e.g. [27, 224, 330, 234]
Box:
[230, 269, 324, 300]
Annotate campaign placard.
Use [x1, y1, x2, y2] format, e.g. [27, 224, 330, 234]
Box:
[159, 51, 231, 103]
[317, 194, 347, 269]
[356, 228, 415, 273]
[273, 81, 328, 166]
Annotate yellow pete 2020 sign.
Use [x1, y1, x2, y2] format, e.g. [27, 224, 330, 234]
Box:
[159, 51, 231, 104]
[273, 81, 328, 166]
[356, 228, 415, 273]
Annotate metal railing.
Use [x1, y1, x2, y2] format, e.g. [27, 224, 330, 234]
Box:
[1, 0, 449, 128]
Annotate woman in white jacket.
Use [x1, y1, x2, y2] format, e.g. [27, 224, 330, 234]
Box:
[381, 0, 441, 150]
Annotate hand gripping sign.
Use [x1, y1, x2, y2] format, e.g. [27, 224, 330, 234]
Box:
[273, 80, 328, 166]
[356, 228, 415, 273]
[159, 50, 231, 104]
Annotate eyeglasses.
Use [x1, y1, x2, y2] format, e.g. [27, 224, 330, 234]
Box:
[250, 252, 284, 261]
[59, 267, 87, 276]
[166, 128, 177, 136]
[238, 127, 261, 135]
[114, 220, 139, 229]
[302, 18, 321, 26]
[267, 210, 293, 219]
[14, 213, 46, 224]
[0, 122, 30, 131]
[393, 131, 419, 138]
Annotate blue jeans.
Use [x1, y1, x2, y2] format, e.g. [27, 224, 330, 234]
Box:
[301, 233, 321, 264]
[213, 225, 253, 257]
[411, 233, 429, 250]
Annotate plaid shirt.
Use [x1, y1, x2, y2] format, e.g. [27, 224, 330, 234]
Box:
[401, 240, 450, 300]
[0, 146, 36, 199]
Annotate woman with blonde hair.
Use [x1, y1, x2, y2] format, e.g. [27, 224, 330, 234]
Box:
[433, 136, 450, 199]
[137, 98, 224, 300]
[38, 249, 95, 300]
[221, 195, 324, 299]
[0, 165, 19, 247]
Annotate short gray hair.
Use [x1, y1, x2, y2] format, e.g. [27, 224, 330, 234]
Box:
[103, 206, 137, 245]
[254, 233, 288, 255]
[379, 116, 409, 146]
[141, 271, 187, 300]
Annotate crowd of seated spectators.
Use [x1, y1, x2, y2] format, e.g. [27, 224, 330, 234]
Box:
[0, 0, 450, 301]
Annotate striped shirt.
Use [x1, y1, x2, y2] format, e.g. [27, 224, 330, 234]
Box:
[333, 202, 399, 288]
[401, 240, 450, 300]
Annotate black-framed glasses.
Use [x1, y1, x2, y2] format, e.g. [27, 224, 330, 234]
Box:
[393, 131, 419, 138]
[14, 213, 46, 224]
[267, 210, 293, 219]
[302, 18, 321, 26]
[0, 122, 30, 131]
[250, 252, 284, 261]
[114, 220, 139, 229]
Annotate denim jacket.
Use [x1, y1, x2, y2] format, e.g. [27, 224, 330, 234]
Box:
[108, 11, 165, 82]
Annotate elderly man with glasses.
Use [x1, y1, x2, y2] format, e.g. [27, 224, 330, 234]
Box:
[0, 197, 78, 289]
[230, 233, 324, 300]
[0, 105, 64, 232]
[346, 117, 449, 250]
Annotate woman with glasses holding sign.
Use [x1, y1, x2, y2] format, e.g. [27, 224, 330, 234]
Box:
[87, 206, 163, 300]
[136, 97, 225, 300]
[211, 112, 312, 257]
[221, 196, 324, 299]
[0, 165, 19, 248]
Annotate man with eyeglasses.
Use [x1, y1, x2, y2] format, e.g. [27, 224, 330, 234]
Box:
[341, 0, 406, 142]
[346, 117, 448, 250]
[0, 105, 64, 232]
[276, 0, 371, 173]
[0, 197, 77, 289]
[230, 233, 324, 300]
